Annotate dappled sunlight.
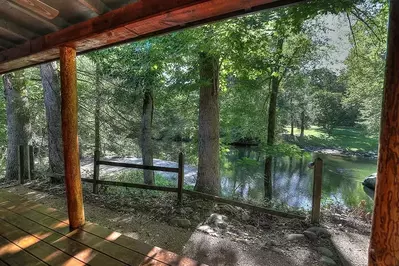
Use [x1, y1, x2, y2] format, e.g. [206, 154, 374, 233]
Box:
[105, 231, 121, 241]
[0, 241, 21, 256]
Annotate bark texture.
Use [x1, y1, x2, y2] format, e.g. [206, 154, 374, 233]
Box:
[195, 52, 220, 196]
[60, 46, 85, 229]
[369, 1, 399, 264]
[3, 71, 31, 180]
[141, 89, 154, 185]
[40, 62, 64, 175]
[264, 75, 279, 199]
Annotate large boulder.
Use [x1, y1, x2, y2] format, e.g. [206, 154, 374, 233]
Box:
[362, 173, 376, 190]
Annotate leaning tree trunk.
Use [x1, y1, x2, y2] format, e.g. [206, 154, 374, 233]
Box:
[141, 88, 154, 185]
[195, 52, 220, 196]
[264, 75, 279, 199]
[40, 62, 64, 175]
[3, 71, 31, 180]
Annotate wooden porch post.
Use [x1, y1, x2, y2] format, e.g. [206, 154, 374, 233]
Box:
[59, 46, 85, 229]
[369, 1, 399, 264]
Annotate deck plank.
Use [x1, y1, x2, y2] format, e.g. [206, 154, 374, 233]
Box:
[0, 219, 86, 266]
[1, 205, 168, 266]
[0, 208, 126, 266]
[0, 190, 204, 266]
[0, 192, 203, 266]
[0, 235, 47, 266]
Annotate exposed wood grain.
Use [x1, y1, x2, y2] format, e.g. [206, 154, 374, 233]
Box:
[369, 0, 399, 265]
[10, 0, 59, 19]
[59, 46, 85, 230]
[78, 0, 110, 14]
[0, 0, 304, 74]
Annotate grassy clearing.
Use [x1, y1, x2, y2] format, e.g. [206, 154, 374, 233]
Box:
[286, 126, 379, 152]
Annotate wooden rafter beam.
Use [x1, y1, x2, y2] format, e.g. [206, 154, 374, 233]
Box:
[77, 0, 110, 15]
[0, 19, 38, 40]
[0, 0, 305, 74]
[0, 0, 68, 31]
[10, 0, 59, 19]
[0, 39, 16, 49]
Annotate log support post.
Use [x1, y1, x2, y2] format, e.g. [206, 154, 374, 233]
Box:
[369, 1, 399, 264]
[60, 46, 85, 229]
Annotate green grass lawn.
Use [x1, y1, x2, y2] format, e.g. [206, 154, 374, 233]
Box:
[286, 126, 379, 152]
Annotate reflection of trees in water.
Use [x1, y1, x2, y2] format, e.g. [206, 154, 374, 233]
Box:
[220, 147, 376, 210]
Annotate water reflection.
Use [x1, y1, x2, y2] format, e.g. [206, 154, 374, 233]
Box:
[220, 147, 377, 211]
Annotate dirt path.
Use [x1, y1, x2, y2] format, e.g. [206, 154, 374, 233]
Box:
[0, 184, 371, 265]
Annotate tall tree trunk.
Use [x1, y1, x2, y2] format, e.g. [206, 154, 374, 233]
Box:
[141, 88, 154, 185]
[94, 63, 101, 155]
[264, 38, 283, 200]
[264, 75, 279, 199]
[3, 71, 31, 180]
[40, 62, 64, 175]
[195, 52, 220, 196]
[300, 110, 305, 138]
[290, 119, 294, 136]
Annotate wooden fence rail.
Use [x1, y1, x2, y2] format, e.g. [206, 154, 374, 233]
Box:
[93, 152, 184, 204]
[46, 153, 325, 221]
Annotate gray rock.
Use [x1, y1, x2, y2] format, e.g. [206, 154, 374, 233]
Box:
[317, 247, 334, 258]
[197, 225, 214, 234]
[170, 218, 191, 228]
[303, 230, 318, 241]
[216, 221, 228, 229]
[362, 173, 376, 190]
[307, 226, 331, 237]
[320, 256, 336, 265]
[206, 213, 228, 227]
[244, 224, 257, 232]
[287, 234, 305, 241]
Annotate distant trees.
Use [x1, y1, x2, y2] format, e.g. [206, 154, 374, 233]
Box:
[3, 71, 31, 180]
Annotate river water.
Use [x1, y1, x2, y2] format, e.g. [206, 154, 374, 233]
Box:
[219, 147, 376, 211]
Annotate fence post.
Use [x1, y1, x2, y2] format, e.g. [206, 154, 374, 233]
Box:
[29, 145, 34, 179]
[177, 152, 184, 204]
[311, 157, 323, 224]
[18, 145, 25, 184]
[93, 150, 100, 194]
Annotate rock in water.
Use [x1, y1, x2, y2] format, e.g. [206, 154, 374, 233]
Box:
[170, 218, 191, 228]
[362, 173, 376, 190]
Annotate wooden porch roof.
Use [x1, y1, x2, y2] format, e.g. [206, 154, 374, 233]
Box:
[0, 0, 305, 74]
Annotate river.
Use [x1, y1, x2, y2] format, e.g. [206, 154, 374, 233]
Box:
[219, 146, 376, 211]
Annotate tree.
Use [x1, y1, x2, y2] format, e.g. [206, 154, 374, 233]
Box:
[40, 62, 64, 175]
[3, 71, 31, 180]
[195, 51, 221, 195]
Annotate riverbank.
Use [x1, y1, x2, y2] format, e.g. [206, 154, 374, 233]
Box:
[283, 126, 378, 159]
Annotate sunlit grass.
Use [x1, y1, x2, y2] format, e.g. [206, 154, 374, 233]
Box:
[285, 126, 378, 152]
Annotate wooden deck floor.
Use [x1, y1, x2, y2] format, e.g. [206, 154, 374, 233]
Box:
[0, 190, 204, 266]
